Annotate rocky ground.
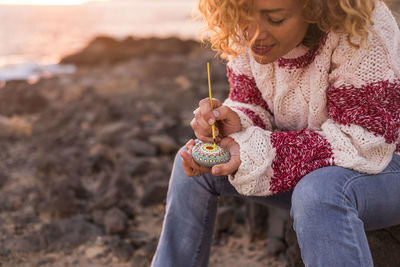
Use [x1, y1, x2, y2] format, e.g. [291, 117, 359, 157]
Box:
[1, 4, 400, 264]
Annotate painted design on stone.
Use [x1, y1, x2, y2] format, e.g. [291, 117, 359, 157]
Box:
[192, 142, 231, 167]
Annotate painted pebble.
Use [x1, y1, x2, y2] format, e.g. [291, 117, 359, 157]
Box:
[192, 142, 231, 167]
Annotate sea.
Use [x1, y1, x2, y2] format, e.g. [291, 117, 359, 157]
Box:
[0, 0, 202, 82]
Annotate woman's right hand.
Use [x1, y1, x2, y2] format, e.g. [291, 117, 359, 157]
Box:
[190, 98, 242, 143]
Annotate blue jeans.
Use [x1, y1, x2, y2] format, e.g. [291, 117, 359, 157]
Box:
[151, 151, 400, 267]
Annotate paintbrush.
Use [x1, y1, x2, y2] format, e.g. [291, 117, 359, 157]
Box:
[207, 62, 217, 149]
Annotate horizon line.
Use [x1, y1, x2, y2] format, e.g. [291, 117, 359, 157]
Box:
[0, 0, 109, 6]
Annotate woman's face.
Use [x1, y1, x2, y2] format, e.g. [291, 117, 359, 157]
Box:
[245, 0, 309, 64]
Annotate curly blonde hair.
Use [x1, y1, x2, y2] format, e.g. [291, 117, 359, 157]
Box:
[198, 0, 383, 59]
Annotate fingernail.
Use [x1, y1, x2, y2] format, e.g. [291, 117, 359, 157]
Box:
[208, 118, 215, 125]
[213, 110, 219, 117]
[213, 167, 220, 175]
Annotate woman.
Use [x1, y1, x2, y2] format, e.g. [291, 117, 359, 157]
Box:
[152, 0, 400, 266]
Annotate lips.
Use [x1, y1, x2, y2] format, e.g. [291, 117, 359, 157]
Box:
[251, 44, 274, 55]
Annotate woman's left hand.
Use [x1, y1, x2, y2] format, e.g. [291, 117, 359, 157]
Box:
[180, 137, 241, 177]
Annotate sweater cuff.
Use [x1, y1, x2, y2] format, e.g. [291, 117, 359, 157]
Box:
[229, 106, 254, 129]
[228, 126, 276, 196]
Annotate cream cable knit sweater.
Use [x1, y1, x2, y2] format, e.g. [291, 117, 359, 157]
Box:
[223, 0, 400, 196]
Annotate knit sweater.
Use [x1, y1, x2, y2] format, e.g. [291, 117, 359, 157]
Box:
[224, 0, 400, 196]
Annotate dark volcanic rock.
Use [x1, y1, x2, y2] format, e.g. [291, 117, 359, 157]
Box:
[368, 226, 400, 267]
[4, 216, 102, 253]
[142, 170, 170, 184]
[103, 207, 128, 235]
[128, 139, 157, 157]
[130, 230, 150, 249]
[245, 201, 269, 242]
[0, 83, 48, 116]
[283, 220, 303, 267]
[44, 176, 90, 219]
[35, 257, 56, 266]
[111, 239, 134, 262]
[0, 170, 7, 189]
[266, 207, 290, 256]
[140, 181, 169, 207]
[3, 234, 45, 253]
[39, 216, 102, 251]
[148, 134, 179, 154]
[215, 206, 235, 234]
[90, 173, 135, 211]
[131, 253, 150, 267]
[88, 144, 118, 173]
[60, 36, 202, 66]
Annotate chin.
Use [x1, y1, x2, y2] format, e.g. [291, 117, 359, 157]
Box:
[251, 53, 278, 65]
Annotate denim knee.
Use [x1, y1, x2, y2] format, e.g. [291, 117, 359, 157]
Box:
[166, 149, 217, 208]
[290, 166, 353, 222]
[168, 149, 197, 197]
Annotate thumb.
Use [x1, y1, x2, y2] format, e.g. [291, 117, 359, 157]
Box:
[211, 98, 223, 109]
[211, 152, 240, 176]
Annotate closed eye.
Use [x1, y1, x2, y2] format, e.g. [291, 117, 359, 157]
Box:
[268, 18, 285, 25]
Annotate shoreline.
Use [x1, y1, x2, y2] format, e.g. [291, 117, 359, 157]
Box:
[0, 35, 204, 84]
[0, 61, 76, 84]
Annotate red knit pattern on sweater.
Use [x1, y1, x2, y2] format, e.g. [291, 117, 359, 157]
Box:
[328, 80, 400, 144]
[269, 129, 334, 193]
[277, 36, 327, 69]
[227, 67, 271, 113]
[396, 143, 400, 153]
[231, 106, 267, 130]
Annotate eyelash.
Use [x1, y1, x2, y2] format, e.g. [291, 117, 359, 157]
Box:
[261, 13, 285, 25]
[268, 19, 285, 25]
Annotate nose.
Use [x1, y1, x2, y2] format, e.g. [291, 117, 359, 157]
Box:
[246, 19, 270, 43]
[256, 27, 270, 40]
[249, 26, 270, 43]
[257, 18, 272, 39]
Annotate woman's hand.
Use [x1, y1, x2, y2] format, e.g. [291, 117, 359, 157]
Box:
[180, 137, 241, 177]
[180, 139, 211, 177]
[190, 98, 241, 143]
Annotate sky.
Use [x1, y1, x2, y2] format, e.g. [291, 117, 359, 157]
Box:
[0, 0, 108, 5]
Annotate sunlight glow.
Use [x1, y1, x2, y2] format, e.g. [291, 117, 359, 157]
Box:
[0, 0, 108, 5]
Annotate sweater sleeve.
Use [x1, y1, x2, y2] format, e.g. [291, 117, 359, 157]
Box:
[227, 3, 400, 196]
[224, 50, 274, 131]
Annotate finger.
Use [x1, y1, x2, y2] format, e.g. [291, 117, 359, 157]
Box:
[193, 163, 212, 174]
[183, 148, 213, 173]
[213, 105, 235, 121]
[211, 154, 241, 176]
[212, 138, 241, 176]
[195, 111, 212, 131]
[191, 118, 220, 143]
[190, 118, 209, 140]
[184, 139, 196, 152]
[192, 107, 200, 115]
[218, 137, 239, 151]
[180, 148, 212, 175]
[190, 116, 217, 140]
[180, 149, 192, 166]
[199, 98, 223, 113]
[180, 158, 194, 176]
[199, 98, 223, 124]
[180, 150, 199, 176]
[194, 132, 216, 143]
[193, 124, 219, 139]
